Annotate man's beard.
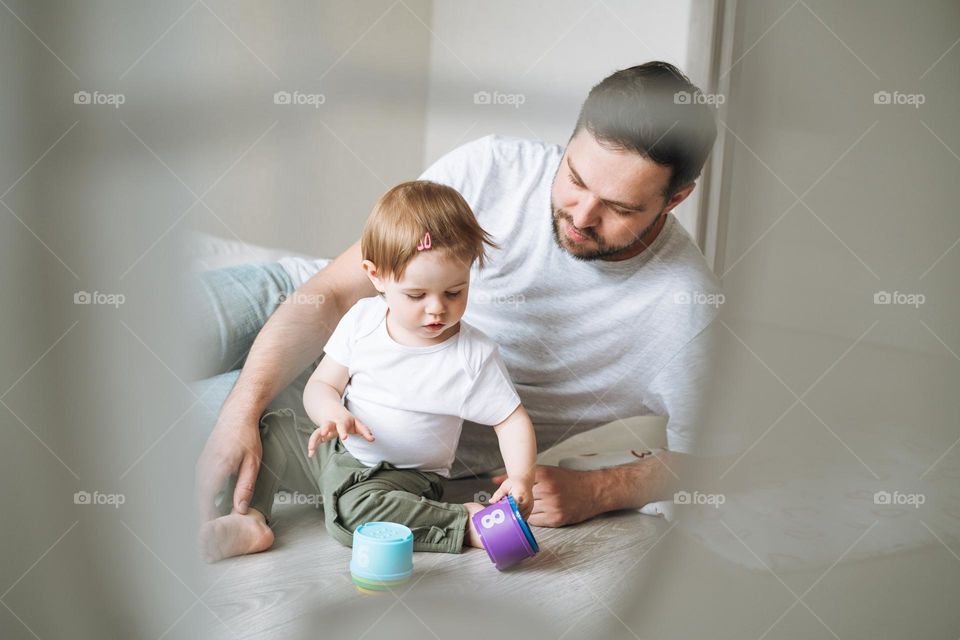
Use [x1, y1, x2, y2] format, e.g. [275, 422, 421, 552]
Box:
[550, 204, 664, 261]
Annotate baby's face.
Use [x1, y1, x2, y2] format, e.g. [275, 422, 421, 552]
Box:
[371, 250, 471, 344]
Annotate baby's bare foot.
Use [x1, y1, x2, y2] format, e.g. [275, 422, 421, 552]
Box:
[463, 502, 485, 549]
[199, 509, 274, 563]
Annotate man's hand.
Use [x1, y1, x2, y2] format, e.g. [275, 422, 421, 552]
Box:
[491, 464, 602, 528]
[195, 413, 263, 521]
[489, 476, 535, 520]
[307, 410, 374, 457]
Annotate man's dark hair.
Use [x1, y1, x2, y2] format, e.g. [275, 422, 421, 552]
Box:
[574, 61, 718, 198]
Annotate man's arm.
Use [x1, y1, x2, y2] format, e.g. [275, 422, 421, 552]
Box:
[592, 451, 681, 513]
[493, 450, 738, 527]
[593, 450, 740, 513]
[195, 239, 376, 520]
[585, 323, 734, 518]
[227, 240, 375, 415]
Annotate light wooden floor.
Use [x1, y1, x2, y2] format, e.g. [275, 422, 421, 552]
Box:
[199, 474, 672, 640]
[197, 418, 673, 639]
[197, 480, 960, 640]
[197, 415, 960, 639]
[198, 474, 960, 640]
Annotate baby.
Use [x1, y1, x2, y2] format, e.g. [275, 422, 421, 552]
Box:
[201, 180, 537, 562]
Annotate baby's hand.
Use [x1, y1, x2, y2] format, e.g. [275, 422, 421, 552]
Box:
[490, 477, 534, 521]
[307, 412, 374, 457]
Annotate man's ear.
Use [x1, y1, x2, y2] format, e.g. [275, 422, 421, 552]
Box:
[361, 260, 386, 294]
[664, 182, 696, 212]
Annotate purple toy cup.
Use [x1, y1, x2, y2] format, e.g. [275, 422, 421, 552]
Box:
[472, 495, 539, 570]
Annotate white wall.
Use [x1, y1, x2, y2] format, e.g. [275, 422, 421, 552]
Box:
[0, 2, 435, 637]
[650, 1, 960, 498]
[716, 0, 960, 355]
[698, 0, 960, 507]
[168, 1, 434, 259]
[694, 0, 960, 480]
[114, 1, 706, 258]
[655, 3, 960, 636]
[422, 0, 702, 235]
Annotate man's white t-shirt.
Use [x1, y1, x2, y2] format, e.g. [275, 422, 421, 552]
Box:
[322, 295, 521, 478]
[283, 135, 742, 476]
[414, 135, 740, 477]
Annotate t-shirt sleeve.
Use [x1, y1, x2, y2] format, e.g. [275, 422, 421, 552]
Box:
[643, 322, 746, 457]
[460, 349, 522, 426]
[417, 136, 495, 207]
[322, 301, 361, 368]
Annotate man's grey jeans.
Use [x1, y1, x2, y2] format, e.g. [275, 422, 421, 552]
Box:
[188, 261, 327, 436]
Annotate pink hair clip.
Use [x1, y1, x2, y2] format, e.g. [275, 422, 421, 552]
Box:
[416, 232, 432, 251]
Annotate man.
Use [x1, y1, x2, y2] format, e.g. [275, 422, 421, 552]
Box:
[196, 61, 737, 529]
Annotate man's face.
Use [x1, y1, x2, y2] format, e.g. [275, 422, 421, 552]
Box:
[551, 129, 693, 261]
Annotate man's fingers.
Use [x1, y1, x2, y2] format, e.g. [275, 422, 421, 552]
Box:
[511, 492, 529, 510]
[233, 455, 259, 514]
[519, 496, 534, 517]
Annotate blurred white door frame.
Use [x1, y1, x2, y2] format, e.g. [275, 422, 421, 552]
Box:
[686, 0, 737, 275]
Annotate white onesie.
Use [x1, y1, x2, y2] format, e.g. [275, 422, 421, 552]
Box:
[322, 295, 521, 478]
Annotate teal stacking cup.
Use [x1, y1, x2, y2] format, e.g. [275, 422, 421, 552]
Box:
[350, 522, 414, 593]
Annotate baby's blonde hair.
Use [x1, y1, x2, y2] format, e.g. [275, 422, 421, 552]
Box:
[361, 181, 498, 281]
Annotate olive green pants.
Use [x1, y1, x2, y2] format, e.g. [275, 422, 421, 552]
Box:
[240, 408, 469, 554]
